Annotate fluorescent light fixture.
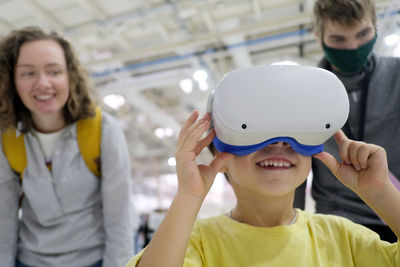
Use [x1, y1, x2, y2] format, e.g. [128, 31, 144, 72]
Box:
[393, 42, 400, 57]
[198, 80, 209, 91]
[164, 127, 174, 137]
[154, 128, 165, 139]
[154, 127, 174, 139]
[179, 78, 193, 94]
[167, 157, 176, 166]
[103, 94, 126, 110]
[193, 69, 208, 81]
[384, 34, 400, 46]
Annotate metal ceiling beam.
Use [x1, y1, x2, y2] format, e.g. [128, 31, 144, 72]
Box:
[97, 69, 187, 136]
[201, 12, 214, 32]
[124, 91, 182, 139]
[74, 0, 107, 21]
[251, 0, 262, 21]
[85, 13, 313, 69]
[219, 18, 253, 67]
[16, 0, 64, 30]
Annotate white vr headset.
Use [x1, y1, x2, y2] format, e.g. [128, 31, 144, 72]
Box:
[207, 65, 349, 156]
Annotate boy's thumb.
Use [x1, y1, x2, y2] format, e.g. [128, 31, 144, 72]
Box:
[313, 152, 339, 176]
[210, 152, 233, 173]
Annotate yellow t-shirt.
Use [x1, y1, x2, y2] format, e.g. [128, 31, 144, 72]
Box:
[126, 209, 399, 266]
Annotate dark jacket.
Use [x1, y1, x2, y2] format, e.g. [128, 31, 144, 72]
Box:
[297, 53, 400, 226]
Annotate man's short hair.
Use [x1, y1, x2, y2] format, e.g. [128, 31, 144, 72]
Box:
[313, 0, 377, 37]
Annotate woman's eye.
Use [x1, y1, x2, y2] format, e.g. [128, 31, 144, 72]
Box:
[22, 71, 34, 77]
[50, 70, 61, 75]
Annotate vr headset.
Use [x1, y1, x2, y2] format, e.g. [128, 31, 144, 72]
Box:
[207, 65, 349, 156]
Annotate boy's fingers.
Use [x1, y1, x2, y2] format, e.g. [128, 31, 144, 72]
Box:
[177, 111, 198, 149]
[178, 112, 208, 151]
[333, 129, 348, 145]
[335, 130, 351, 164]
[357, 144, 370, 169]
[179, 111, 198, 140]
[194, 129, 215, 155]
[348, 142, 362, 171]
[182, 118, 210, 154]
[313, 152, 340, 177]
[197, 153, 232, 183]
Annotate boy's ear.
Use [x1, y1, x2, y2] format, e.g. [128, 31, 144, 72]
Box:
[216, 153, 230, 173]
[219, 164, 228, 173]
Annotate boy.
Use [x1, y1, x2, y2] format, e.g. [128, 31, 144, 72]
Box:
[294, 0, 400, 243]
[126, 66, 399, 267]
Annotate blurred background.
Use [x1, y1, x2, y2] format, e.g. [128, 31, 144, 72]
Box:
[1, 0, 399, 239]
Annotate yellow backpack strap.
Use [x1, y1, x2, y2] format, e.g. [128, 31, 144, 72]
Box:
[1, 130, 27, 179]
[76, 106, 102, 178]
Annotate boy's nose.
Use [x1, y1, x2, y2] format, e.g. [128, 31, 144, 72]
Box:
[269, 141, 290, 147]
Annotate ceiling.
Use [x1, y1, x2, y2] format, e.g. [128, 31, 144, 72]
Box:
[1, 0, 399, 179]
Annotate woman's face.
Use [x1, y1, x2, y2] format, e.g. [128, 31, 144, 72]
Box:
[224, 142, 311, 199]
[14, 39, 69, 121]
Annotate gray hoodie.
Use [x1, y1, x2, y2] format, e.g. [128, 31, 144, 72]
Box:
[311, 53, 400, 225]
[0, 111, 136, 267]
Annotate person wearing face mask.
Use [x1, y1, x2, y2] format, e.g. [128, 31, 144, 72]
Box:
[294, 0, 400, 243]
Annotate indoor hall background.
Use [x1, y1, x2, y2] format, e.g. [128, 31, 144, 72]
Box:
[0, 0, 399, 222]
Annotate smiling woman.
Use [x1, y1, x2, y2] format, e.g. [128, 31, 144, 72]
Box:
[0, 27, 136, 267]
[14, 39, 70, 132]
[0, 27, 94, 133]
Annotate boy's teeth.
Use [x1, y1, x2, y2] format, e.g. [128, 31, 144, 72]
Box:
[259, 160, 292, 167]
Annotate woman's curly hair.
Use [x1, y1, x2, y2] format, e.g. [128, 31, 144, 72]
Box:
[0, 26, 96, 133]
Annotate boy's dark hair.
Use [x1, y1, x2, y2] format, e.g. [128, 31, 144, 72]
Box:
[0, 26, 96, 133]
[314, 0, 377, 38]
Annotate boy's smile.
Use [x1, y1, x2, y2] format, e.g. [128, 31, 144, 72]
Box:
[225, 142, 311, 198]
[256, 157, 294, 169]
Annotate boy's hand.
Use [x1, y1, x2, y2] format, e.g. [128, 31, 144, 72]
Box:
[175, 111, 233, 199]
[313, 130, 390, 195]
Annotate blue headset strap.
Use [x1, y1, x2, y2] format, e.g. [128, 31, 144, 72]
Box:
[213, 136, 323, 156]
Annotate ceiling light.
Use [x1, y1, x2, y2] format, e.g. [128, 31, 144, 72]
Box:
[384, 34, 400, 46]
[154, 127, 174, 139]
[179, 78, 193, 94]
[154, 128, 165, 139]
[167, 157, 176, 167]
[103, 94, 126, 110]
[393, 42, 400, 57]
[193, 69, 208, 81]
[198, 80, 209, 91]
[164, 127, 174, 137]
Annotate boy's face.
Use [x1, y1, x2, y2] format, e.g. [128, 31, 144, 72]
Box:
[223, 142, 311, 198]
[320, 16, 375, 50]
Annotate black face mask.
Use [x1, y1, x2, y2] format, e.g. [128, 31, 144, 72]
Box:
[322, 34, 377, 73]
